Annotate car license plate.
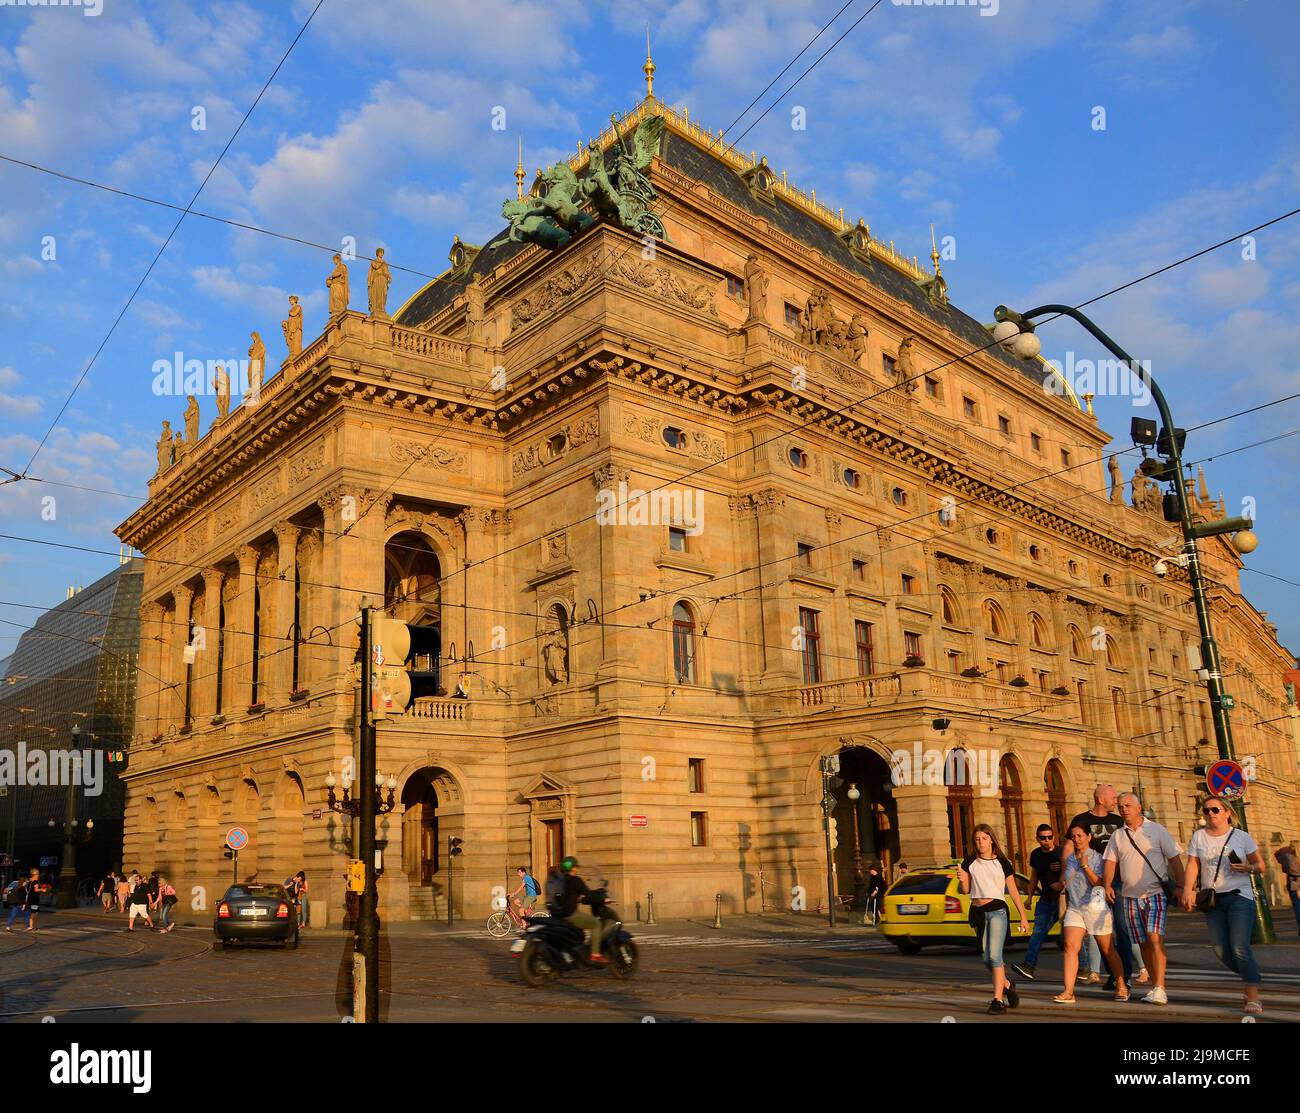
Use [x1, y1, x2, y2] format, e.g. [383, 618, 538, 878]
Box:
[240, 907, 268, 917]
[897, 903, 928, 915]
[509, 939, 526, 953]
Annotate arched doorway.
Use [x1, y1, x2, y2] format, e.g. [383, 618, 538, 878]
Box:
[946, 749, 975, 861]
[402, 770, 440, 886]
[385, 531, 443, 701]
[272, 773, 306, 882]
[831, 746, 899, 900]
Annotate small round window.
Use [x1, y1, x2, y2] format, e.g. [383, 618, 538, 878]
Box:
[663, 427, 687, 449]
[1068, 560, 1080, 576]
[985, 528, 999, 546]
[891, 487, 907, 507]
[1028, 544, 1041, 561]
[1102, 572, 1113, 587]
[843, 467, 860, 489]
[789, 447, 808, 469]
[547, 433, 568, 457]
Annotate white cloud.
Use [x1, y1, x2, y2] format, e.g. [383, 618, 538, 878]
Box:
[1120, 26, 1196, 58]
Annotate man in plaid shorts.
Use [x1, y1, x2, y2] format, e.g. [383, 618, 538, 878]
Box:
[1103, 793, 1185, 1005]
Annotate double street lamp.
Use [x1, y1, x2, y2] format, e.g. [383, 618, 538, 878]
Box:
[991, 303, 1273, 941]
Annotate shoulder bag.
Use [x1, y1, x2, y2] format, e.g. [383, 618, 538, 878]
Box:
[1194, 830, 1234, 913]
[1124, 827, 1176, 903]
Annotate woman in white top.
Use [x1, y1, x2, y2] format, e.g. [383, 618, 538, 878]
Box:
[957, 824, 1029, 1014]
[1055, 824, 1128, 1003]
[1180, 796, 1265, 1015]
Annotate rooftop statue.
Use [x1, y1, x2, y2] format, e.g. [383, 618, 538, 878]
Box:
[368, 248, 391, 317]
[282, 295, 302, 357]
[491, 113, 667, 252]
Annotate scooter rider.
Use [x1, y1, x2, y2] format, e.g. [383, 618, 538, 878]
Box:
[547, 856, 607, 963]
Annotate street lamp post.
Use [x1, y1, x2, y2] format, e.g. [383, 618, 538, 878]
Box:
[993, 303, 1274, 941]
[56, 723, 86, 909]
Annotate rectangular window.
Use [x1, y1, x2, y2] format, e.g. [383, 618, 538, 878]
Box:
[1030, 432, 1043, 454]
[1077, 680, 1088, 725]
[994, 660, 1008, 683]
[855, 620, 875, 675]
[797, 542, 815, 568]
[691, 811, 708, 847]
[901, 573, 916, 595]
[904, 631, 922, 658]
[852, 558, 866, 581]
[725, 274, 745, 299]
[668, 526, 688, 552]
[1061, 448, 1072, 468]
[1035, 669, 1049, 692]
[1112, 688, 1126, 734]
[688, 758, 705, 794]
[924, 376, 939, 399]
[963, 396, 977, 419]
[1148, 646, 1157, 664]
[882, 354, 897, 379]
[799, 607, 822, 685]
[947, 649, 962, 674]
[784, 302, 802, 330]
[998, 415, 1012, 436]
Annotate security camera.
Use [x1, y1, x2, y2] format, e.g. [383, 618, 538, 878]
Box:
[1153, 559, 1168, 577]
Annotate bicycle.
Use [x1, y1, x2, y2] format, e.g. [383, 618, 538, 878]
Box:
[487, 896, 548, 938]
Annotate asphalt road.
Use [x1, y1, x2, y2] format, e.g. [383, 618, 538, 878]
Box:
[3, 907, 1299, 1023]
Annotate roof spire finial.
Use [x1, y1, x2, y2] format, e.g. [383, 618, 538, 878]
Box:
[1197, 464, 1210, 504]
[930, 223, 943, 277]
[643, 28, 656, 100]
[515, 136, 526, 201]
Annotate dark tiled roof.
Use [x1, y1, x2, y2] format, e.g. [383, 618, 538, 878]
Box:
[395, 127, 1060, 397]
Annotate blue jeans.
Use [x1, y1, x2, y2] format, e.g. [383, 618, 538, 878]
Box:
[1290, 893, 1300, 936]
[5, 905, 29, 929]
[1110, 894, 1135, 979]
[980, 906, 1009, 970]
[298, 896, 308, 928]
[1025, 894, 1058, 967]
[1204, 890, 1261, 985]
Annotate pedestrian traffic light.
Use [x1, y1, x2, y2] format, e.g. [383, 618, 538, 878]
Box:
[828, 818, 839, 850]
[347, 859, 365, 893]
[448, 837, 463, 858]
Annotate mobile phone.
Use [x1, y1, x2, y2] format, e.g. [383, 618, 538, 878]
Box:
[1228, 851, 1242, 864]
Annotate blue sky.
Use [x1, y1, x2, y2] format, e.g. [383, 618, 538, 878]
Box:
[1, 0, 1298, 658]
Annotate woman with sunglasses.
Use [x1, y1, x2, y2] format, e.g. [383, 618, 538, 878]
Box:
[957, 824, 1029, 1014]
[1054, 824, 1128, 1003]
[1181, 796, 1266, 1015]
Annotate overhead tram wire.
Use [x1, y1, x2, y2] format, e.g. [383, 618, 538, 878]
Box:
[17, 0, 330, 480]
[4, 386, 1297, 679]
[5, 421, 1293, 722]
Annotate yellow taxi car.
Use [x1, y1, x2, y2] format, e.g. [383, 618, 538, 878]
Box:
[879, 864, 1062, 955]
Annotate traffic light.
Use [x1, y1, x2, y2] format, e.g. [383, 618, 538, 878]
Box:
[222, 844, 234, 861]
[366, 612, 412, 720]
[828, 818, 839, 850]
[448, 837, 463, 858]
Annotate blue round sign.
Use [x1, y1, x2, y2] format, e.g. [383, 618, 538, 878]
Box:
[1206, 760, 1245, 800]
[225, 826, 249, 851]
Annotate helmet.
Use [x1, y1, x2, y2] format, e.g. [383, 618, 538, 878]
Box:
[560, 856, 578, 873]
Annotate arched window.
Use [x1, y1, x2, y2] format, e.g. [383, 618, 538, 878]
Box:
[946, 750, 975, 860]
[1028, 612, 1048, 648]
[940, 586, 961, 626]
[984, 599, 1008, 639]
[1068, 624, 1087, 658]
[1000, 756, 1027, 873]
[385, 532, 443, 698]
[672, 602, 697, 684]
[1045, 759, 1068, 841]
[1105, 635, 1121, 667]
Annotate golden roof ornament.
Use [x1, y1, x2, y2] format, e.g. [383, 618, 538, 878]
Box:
[643, 28, 656, 100]
[514, 136, 526, 201]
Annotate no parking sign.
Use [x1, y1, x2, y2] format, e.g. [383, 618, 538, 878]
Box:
[225, 826, 249, 851]
[1206, 759, 1246, 800]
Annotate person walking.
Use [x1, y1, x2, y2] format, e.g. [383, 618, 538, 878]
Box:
[126, 873, 154, 931]
[96, 870, 116, 914]
[4, 872, 35, 932]
[1066, 784, 1147, 989]
[957, 824, 1029, 1014]
[116, 872, 131, 915]
[1102, 792, 1184, 1005]
[154, 874, 178, 933]
[292, 871, 308, 928]
[1182, 797, 1266, 1015]
[1052, 824, 1128, 1003]
[1013, 823, 1063, 981]
[865, 865, 885, 926]
[1273, 842, 1300, 935]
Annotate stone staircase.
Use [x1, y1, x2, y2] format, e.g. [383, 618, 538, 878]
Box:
[407, 886, 442, 921]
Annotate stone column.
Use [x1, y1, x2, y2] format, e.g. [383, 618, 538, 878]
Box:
[317, 486, 388, 689]
[137, 601, 166, 742]
[272, 523, 300, 701]
[231, 545, 260, 712]
[170, 584, 194, 732]
[197, 568, 224, 721]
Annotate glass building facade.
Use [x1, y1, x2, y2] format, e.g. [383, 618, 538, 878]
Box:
[0, 558, 141, 888]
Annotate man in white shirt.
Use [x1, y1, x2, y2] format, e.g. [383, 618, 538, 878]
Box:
[1102, 793, 1184, 1005]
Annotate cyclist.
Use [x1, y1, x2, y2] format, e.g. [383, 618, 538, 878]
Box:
[547, 857, 607, 963]
[510, 865, 542, 920]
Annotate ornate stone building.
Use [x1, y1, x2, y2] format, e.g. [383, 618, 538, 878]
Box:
[115, 81, 1300, 923]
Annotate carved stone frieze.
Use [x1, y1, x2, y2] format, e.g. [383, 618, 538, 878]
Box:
[250, 468, 282, 512]
[590, 463, 630, 490]
[511, 250, 605, 327]
[289, 441, 327, 486]
[391, 437, 469, 473]
[606, 248, 719, 316]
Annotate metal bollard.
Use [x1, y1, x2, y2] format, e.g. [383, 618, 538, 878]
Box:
[712, 892, 723, 929]
[645, 890, 656, 925]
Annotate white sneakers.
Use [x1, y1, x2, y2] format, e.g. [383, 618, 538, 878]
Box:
[1142, 987, 1168, 1005]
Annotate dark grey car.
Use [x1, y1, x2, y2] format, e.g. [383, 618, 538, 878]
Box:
[213, 883, 300, 949]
